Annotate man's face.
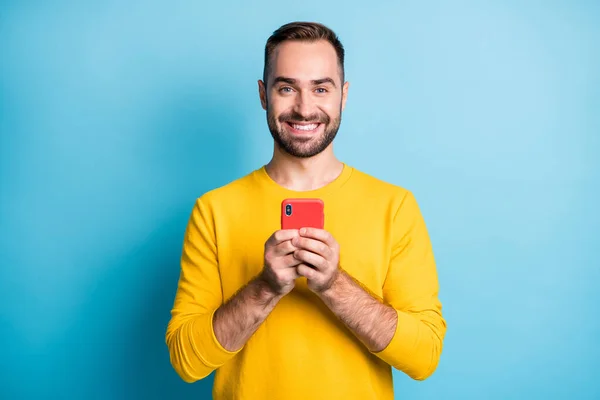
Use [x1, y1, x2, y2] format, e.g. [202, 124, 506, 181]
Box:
[259, 40, 349, 158]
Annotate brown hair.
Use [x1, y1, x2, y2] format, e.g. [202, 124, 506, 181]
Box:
[263, 22, 345, 85]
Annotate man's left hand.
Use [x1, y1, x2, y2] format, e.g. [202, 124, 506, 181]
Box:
[292, 227, 341, 293]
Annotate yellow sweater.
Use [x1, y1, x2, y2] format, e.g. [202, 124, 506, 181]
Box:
[166, 164, 446, 399]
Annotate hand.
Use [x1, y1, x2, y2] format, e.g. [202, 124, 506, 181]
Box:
[291, 228, 341, 294]
[259, 229, 302, 296]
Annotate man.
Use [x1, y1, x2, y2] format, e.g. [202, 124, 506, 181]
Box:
[166, 21, 446, 399]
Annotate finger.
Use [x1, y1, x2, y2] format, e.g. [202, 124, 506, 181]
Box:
[297, 263, 317, 279]
[298, 228, 336, 247]
[268, 229, 299, 246]
[281, 266, 301, 281]
[294, 249, 327, 270]
[272, 239, 297, 256]
[292, 236, 331, 259]
[279, 253, 304, 269]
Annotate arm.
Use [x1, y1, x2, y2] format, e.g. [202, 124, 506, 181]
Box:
[334, 191, 446, 380]
[295, 191, 446, 380]
[165, 197, 239, 383]
[317, 270, 397, 353]
[372, 191, 447, 380]
[166, 197, 300, 382]
[213, 228, 305, 351]
[165, 197, 281, 382]
[212, 276, 283, 352]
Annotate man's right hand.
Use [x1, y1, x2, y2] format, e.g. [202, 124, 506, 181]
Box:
[259, 229, 302, 296]
[211, 229, 303, 352]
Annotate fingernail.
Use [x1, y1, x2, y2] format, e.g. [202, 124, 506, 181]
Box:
[300, 228, 306, 235]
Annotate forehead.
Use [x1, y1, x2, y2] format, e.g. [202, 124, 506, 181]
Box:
[270, 40, 341, 84]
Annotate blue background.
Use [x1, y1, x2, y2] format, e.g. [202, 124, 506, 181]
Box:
[1, 1, 598, 399]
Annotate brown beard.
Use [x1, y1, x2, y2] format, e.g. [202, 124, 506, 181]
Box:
[266, 106, 342, 158]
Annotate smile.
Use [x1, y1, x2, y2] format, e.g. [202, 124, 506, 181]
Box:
[285, 122, 322, 134]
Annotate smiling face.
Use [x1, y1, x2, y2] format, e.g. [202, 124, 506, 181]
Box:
[259, 40, 349, 158]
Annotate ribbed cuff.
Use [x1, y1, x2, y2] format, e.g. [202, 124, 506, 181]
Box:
[191, 309, 242, 369]
[371, 308, 420, 370]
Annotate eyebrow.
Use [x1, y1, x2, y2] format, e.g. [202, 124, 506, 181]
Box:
[273, 76, 337, 88]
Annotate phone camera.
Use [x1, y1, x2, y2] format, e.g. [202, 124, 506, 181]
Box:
[285, 204, 292, 216]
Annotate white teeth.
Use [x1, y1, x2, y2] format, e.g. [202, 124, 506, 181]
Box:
[292, 123, 318, 131]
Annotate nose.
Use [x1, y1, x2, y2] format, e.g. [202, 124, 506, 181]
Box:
[293, 90, 314, 119]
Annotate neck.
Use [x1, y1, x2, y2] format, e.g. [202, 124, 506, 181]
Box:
[265, 144, 344, 192]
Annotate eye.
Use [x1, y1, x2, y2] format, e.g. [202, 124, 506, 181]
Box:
[315, 87, 328, 94]
[279, 86, 294, 93]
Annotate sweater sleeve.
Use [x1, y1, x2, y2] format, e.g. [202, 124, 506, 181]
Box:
[371, 191, 447, 380]
[165, 196, 241, 383]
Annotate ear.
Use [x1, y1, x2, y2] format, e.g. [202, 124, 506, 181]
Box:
[258, 80, 267, 110]
[341, 81, 350, 111]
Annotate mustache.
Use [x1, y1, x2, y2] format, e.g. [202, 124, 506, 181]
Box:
[278, 111, 329, 124]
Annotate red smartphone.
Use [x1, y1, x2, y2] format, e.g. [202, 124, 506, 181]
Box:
[281, 198, 324, 230]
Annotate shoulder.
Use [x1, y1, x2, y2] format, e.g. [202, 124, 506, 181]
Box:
[348, 166, 413, 201]
[193, 168, 259, 211]
[346, 166, 426, 219]
[348, 167, 430, 232]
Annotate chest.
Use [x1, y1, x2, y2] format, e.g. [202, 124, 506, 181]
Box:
[215, 196, 394, 300]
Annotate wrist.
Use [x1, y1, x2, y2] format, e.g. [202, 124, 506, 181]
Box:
[318, 269, 346, 300]
[254, 274, 284, 303]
